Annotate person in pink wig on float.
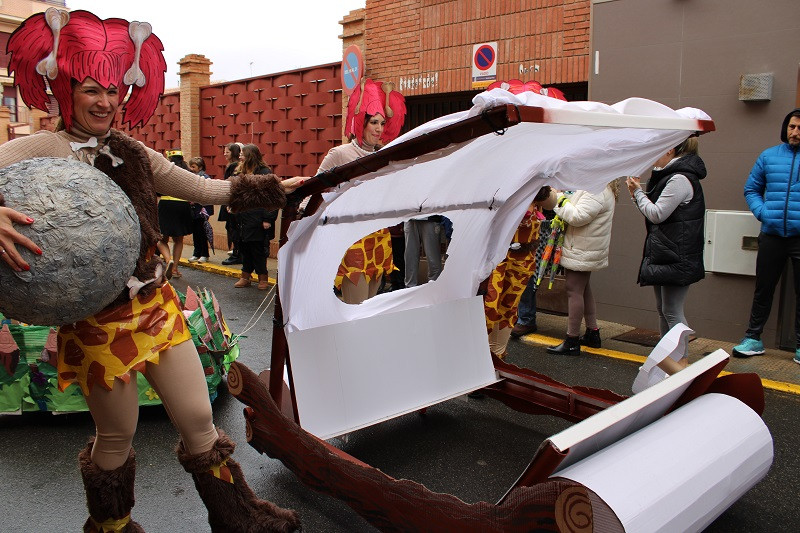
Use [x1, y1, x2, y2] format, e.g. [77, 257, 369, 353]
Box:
[309, 78, 406, 304]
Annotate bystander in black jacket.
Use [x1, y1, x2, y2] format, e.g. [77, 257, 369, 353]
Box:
[638, 153, 706, 286]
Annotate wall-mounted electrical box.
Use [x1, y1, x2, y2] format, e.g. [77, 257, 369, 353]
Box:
[738, 73, 773, 101]
[704, 210, 761, 276]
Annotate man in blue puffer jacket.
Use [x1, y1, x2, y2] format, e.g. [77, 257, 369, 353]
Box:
[734, 108, 800, 362]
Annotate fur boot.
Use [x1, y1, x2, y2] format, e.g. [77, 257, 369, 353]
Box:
[176, 429, 300, 532]
[234, 273, 251, 288]
[78, 439, 145, 533]
[257, 274, 270, 290]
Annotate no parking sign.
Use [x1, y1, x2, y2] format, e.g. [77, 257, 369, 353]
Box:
[471, 42, 497, 89]
[341, 45, 363, 95]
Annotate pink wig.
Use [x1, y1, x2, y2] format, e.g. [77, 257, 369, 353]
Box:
[487, 79, 568, 101]
[7, 9, 166, 131]
[345, 79, 406, 146]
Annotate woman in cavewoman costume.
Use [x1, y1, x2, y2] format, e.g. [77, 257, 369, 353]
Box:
[482, 80, 563, 359]
[0, 9, 301, 532]
[316, 78, 405, 304]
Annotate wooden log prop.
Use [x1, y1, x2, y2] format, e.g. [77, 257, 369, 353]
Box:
[485, 355, 627, 422]
[228, 361, 623, 532]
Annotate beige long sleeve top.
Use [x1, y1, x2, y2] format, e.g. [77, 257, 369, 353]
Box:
[316, 140, 374, 174]
[0, 129, 233, 206]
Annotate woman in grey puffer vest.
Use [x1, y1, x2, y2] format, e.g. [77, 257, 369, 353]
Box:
[626, 137, 706, 368]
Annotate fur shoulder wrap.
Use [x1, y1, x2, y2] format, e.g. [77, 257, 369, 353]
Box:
[227, 173, 286, 214]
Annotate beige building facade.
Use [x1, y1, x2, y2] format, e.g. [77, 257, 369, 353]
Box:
[344, 0, 800, 347]
[589, 0, 800, 346]
[0, 0, 61, 141]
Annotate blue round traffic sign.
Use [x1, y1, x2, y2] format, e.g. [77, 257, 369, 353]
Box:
[342, 45, 363, 95]
[474, 45, 495, 71]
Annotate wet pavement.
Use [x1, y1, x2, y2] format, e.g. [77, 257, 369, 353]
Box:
[2, 255, 797, 532]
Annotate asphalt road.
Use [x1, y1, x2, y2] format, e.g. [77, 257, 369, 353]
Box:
[1, 267, 798, 532]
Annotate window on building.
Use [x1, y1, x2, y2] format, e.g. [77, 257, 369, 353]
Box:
[3, 86, 17, 122]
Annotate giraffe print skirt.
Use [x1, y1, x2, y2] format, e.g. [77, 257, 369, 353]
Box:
[335, 228, 396, 290]
[483, 251, 537, 334]
[56, 282, 192, 396]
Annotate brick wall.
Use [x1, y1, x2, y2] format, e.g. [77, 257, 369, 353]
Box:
[341, 8, 367, 54]
[121, 62, 343, 180]
[341, 8, 366, 131]
[117, 61, 343, 256]
[179, 54, 212, 159]
[118, 91, 182, 155]
[198, 63, 343, 179]
[363, 0, 590, 95]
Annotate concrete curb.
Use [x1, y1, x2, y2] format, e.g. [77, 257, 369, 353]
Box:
[177, 258, 277, 285]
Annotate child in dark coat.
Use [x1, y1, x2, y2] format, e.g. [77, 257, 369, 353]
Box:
[234, 207, 277, 289]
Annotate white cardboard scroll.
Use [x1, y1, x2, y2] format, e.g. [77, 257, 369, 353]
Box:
[554, 392, 773, 533]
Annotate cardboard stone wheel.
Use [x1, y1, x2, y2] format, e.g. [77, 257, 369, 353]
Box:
[0, 157, 140, 325]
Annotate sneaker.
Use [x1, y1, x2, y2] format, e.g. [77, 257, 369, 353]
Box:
[197, 257, 208, 263]
[510, 322, 537, 338]
[732, 337, 765, 358]
[188, 256, 199, 262]
[794, 349, 800, 365]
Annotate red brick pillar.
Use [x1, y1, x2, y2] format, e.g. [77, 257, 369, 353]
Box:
[178, 54, 212, 158]
[0, 106, 10, 144]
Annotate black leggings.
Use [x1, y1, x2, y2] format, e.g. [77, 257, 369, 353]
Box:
[746, 232, 800, 343]
[191, 218, 209, 258]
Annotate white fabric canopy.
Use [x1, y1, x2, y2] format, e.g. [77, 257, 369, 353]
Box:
[279, 90, 712, 333]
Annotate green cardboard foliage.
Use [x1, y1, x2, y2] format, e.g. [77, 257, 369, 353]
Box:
[0, 287, 238, 413]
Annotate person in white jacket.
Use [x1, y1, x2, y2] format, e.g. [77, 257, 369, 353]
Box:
[547, 181, 619, 356]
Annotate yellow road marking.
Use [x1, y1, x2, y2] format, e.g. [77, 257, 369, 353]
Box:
[521, 333, 800, 396]
[179, 258, 277, 284]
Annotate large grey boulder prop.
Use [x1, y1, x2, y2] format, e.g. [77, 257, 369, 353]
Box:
[0, 158, 140, 325]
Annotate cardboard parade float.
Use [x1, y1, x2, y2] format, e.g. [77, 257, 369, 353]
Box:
[223, 88, 773, 532]
[0, 286, 238, 413]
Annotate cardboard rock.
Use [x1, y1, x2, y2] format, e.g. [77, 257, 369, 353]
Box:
[0, 158, 140, 325]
